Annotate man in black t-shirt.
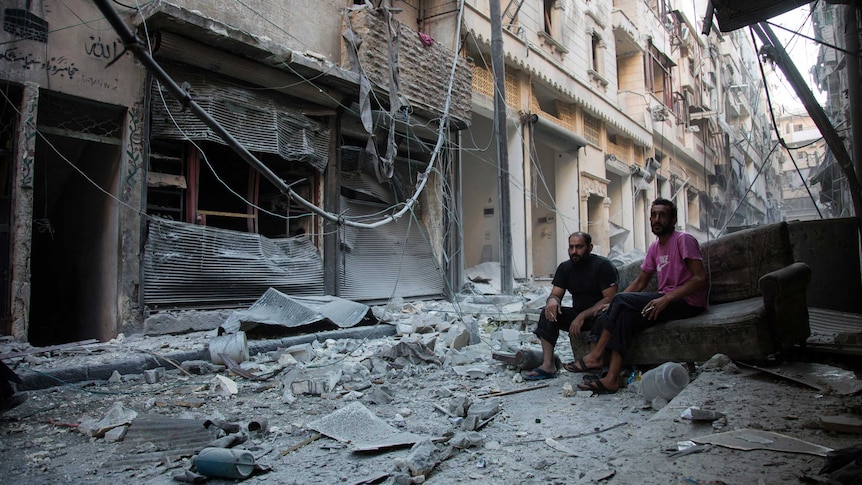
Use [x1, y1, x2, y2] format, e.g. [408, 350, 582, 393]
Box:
[523, 232, 618, 380]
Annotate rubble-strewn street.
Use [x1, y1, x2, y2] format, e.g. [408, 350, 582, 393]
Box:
[1, 295, 861, 484]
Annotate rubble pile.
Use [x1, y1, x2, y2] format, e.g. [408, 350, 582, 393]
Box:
[1, 286, 861, 484]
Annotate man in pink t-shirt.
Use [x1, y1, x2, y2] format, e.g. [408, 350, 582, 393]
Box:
[573, 198, 708, 394]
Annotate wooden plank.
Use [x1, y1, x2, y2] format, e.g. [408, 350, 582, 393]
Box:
[0, 339, 100, 360]
[197, 210, 256, 219]
[147, 172, 187, 189]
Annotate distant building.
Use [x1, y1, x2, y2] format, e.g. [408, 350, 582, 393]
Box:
[776, 110, 827, 221]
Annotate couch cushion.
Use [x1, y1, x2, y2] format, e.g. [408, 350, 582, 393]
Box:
[569, 298, 776, 365]
[701, 222, 794, 304]
[616, 222, 793, 304]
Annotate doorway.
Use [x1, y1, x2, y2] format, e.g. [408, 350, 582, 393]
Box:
[28, 93, 122, 345]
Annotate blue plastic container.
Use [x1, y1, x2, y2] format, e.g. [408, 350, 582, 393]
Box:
[193, 447, 255, 479]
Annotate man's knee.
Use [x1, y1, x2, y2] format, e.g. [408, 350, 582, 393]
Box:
[534, 315, 557, 341]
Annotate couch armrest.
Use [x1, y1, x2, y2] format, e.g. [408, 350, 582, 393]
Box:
[759, 262, 812, 351]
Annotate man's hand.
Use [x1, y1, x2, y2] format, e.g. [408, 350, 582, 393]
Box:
[641, 295, 670, 320]
[568, 313, 586, 338]
[544, 297, 561, 322]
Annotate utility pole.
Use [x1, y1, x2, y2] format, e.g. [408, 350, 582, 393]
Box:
[490, 0, 513, 294]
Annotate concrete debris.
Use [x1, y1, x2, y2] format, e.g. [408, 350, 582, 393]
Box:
[448, 395, 472, 418]
[393, 439, 454, 477]
[182, 360, 219, 375]
[282, 343, 316, 362]
[290, 379, 325, 396]
[103, 426, 128, 442]
[451, 365, 493, 378]
[466, 399, 500, 421]
[377, 341, 440, 365]
[680, 407, 726, 422]
[214, 375, 239, 396]
[143, 367, 164, 384]
[698, 353, 733, 372]
[448, 431, 484, 449]
[108, 370, 122, 383]
[4, 284, 859, 484]
[365, 387, 394, 405]
[444, 323, 471, 350]
[78, 401, 138, 438]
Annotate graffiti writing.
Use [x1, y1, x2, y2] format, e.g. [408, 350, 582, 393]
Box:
[77, 72, 119, 91]
[1, 47, 79, 79]
[123, 103, 144, 201]
[85, 35, 122, 60]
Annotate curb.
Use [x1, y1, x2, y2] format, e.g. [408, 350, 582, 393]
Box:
[18, 324, 397, 391]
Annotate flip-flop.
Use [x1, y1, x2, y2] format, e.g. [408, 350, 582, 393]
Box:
[522, 367, 558, 380]
[576, 379, 618, 394]
[563, 358, 601, 373]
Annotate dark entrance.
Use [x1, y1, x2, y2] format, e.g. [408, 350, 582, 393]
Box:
[28, 92, 123, 345]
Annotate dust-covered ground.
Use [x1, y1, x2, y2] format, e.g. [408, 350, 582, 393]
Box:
[1, 316, 861, 484]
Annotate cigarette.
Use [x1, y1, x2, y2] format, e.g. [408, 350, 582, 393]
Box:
[642, 306, 655, 314]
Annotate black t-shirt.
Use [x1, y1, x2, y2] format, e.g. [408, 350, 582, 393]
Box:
[550, 254, 618, 310]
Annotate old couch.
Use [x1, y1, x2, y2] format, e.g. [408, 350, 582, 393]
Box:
[570, 221, 812, 365]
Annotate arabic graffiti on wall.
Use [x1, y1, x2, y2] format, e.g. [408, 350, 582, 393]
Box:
[19, 88, 38, 188]
[1, 47, 79, 79]
[85, 35, 122, 61]
[2, 37, 122, 92]
[122, 103, 144, 201]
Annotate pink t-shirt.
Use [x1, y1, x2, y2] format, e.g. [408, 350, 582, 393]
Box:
[642, 231, 707, 308]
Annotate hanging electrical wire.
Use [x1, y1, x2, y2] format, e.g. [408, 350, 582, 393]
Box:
[92, 0, 466, 230]
[749, 26, 824, 221]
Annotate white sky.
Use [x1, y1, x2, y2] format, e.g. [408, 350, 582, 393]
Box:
[762, 4, 827, 112]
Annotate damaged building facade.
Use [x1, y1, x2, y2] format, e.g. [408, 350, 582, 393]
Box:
[455, 0, 778, 280]
[0, 0, 471, 344]
[1, 0, 780, 345]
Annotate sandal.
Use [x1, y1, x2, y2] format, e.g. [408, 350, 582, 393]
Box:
[576, 379, 619, 395]
[522, 367, 558, 381]
[563, 358, 602, 373]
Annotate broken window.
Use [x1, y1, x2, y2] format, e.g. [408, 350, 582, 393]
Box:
[646, 41, 674, 108]
[591, 32, 602, 72]
[543, 0, 560, 38]
[146, 139, 317, 239]
[147, 64, 327, 239]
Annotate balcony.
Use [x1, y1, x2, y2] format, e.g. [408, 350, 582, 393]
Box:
[612, 9, 641, 57]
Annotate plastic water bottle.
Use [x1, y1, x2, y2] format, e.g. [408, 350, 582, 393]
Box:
[640, 362, 689, 402]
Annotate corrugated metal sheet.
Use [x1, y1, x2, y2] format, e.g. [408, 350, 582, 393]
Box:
[807, 307, 862, 356]
[104, 414, 213, 471]
[143, 219, 324, 309]
[337, 196, 445, 302]
[221, 289, 373, 334]
[151, 63, 330, 172]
